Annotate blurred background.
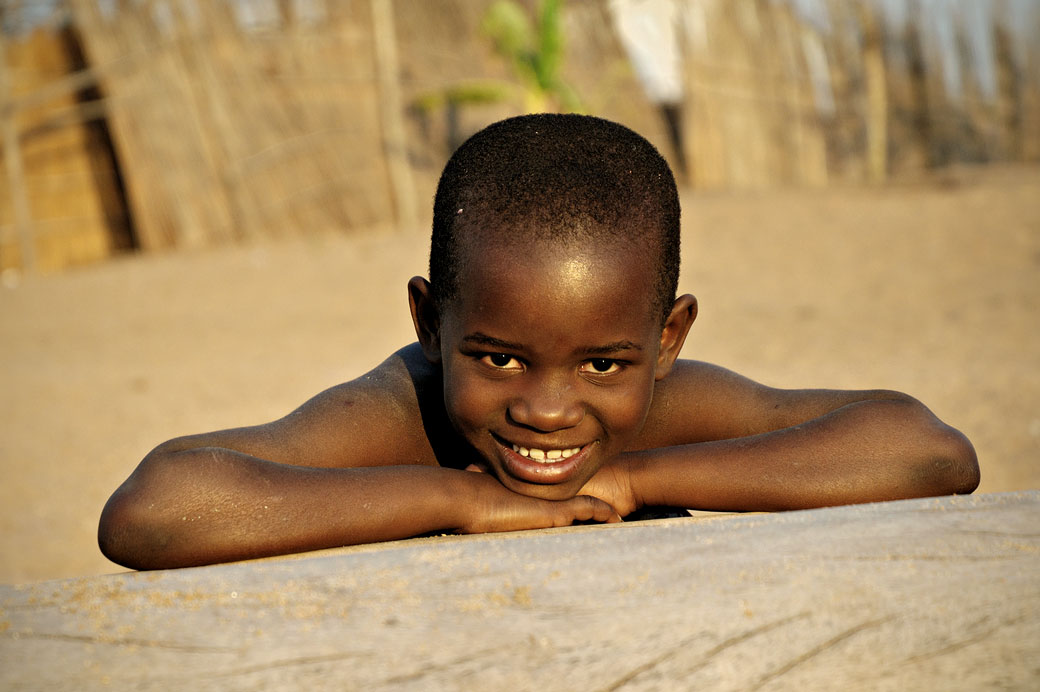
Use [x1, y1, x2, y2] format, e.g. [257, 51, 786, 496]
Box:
[1, 0, 1037, 582]
[1, 0, 1037, 270]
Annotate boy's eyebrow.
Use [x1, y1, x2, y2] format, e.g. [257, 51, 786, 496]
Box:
[462, 333, 526, 351]
[579, 340, 644, 355]
[463, 333, 643, 354]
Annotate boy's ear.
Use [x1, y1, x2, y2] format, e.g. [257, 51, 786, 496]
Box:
[655, 294, 697, 380]
[407, 276, 442, 364]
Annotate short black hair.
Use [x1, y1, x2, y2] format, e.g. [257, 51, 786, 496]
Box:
[430, 113, 680, 325]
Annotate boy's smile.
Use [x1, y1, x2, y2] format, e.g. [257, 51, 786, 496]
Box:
[421, 239, 670, 501]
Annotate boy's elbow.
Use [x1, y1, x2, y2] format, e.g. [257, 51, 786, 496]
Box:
[98, 449, 183, 570]
[945, 427, 980, 495]
[98, 490, 146, 570]
[98, 486, 169, 571]
[917, 420, 980, 497]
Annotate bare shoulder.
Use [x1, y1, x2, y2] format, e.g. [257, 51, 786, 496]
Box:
[637, 359, 916, 448]
[637, 360, 769, 447]
[157, 343, 443, 469]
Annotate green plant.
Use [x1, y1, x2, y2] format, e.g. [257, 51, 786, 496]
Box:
[411, 0, 582, 117]
[409, 0, 582, 153]
[481, 0, 582, 113]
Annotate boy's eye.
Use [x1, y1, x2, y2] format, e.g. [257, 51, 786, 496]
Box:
[482, 353, 522, 369]
[581, 358, 621, 375]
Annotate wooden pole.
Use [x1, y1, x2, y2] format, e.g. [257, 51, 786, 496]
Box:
[0, 31, 37, 272]
[858, 1, 888, 183]
[370, 0, 418, 231]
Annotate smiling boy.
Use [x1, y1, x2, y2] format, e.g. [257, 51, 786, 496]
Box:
[99, 114, 979, 570]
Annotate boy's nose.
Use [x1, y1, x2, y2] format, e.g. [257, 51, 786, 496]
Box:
[507, 383, 584, 432]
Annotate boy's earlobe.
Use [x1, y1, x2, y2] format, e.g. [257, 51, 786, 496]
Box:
[655, 294, 697, 380]
[407, 276, 442, 363]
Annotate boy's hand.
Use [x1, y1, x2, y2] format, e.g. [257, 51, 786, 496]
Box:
[576, 457, 641, 518]
[459, 465, 622, 534]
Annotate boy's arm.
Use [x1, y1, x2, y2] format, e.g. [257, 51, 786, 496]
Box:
[99, 448, 618, 570]
[588, 361, 979, 514]
[99, 352, 619, 570]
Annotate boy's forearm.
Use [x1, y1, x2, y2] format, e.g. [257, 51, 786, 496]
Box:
[628, 398, 979, 512]
[99, 449, 474, 570]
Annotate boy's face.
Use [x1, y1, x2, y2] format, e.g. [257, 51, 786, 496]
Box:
[430, 238, 672, 501]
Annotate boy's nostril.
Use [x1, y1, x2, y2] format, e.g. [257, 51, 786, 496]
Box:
[507, 397, 584, 432]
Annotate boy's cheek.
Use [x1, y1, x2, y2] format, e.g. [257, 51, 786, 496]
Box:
[441, 372, 496, 433]
[597, 379, 657, 440]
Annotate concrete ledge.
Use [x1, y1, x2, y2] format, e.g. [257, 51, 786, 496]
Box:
[2, 491, 1037, 690]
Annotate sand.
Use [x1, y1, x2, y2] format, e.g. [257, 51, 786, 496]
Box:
[1, 164, 1037, 584]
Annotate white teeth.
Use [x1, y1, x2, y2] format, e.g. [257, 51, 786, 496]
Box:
[511, 444, 582, 463]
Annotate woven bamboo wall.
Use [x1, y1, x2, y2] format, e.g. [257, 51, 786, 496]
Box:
[66, 0, 668, 254]
[67, 0, 397, 252]
[680, 0, 829, 187]
[1, 0, 1037, 271]
[0, 24, 129, 273]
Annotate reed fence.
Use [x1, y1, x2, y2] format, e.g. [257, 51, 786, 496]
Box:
[1, 0, 1036, 272]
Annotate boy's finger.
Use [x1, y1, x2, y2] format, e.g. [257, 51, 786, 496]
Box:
[464, 463, 487, 473]
[571, 495, 622, 524]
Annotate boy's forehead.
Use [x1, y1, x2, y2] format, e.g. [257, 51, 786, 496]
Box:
[452, 236, 659, 317]
[442, 242, 663, 346]
[458, 231, 652, 274]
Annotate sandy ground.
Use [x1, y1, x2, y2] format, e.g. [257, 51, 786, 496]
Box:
[1, 164, 1037, 584]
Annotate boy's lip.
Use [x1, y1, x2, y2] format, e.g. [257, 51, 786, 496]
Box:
[491, 434, 593, 485]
